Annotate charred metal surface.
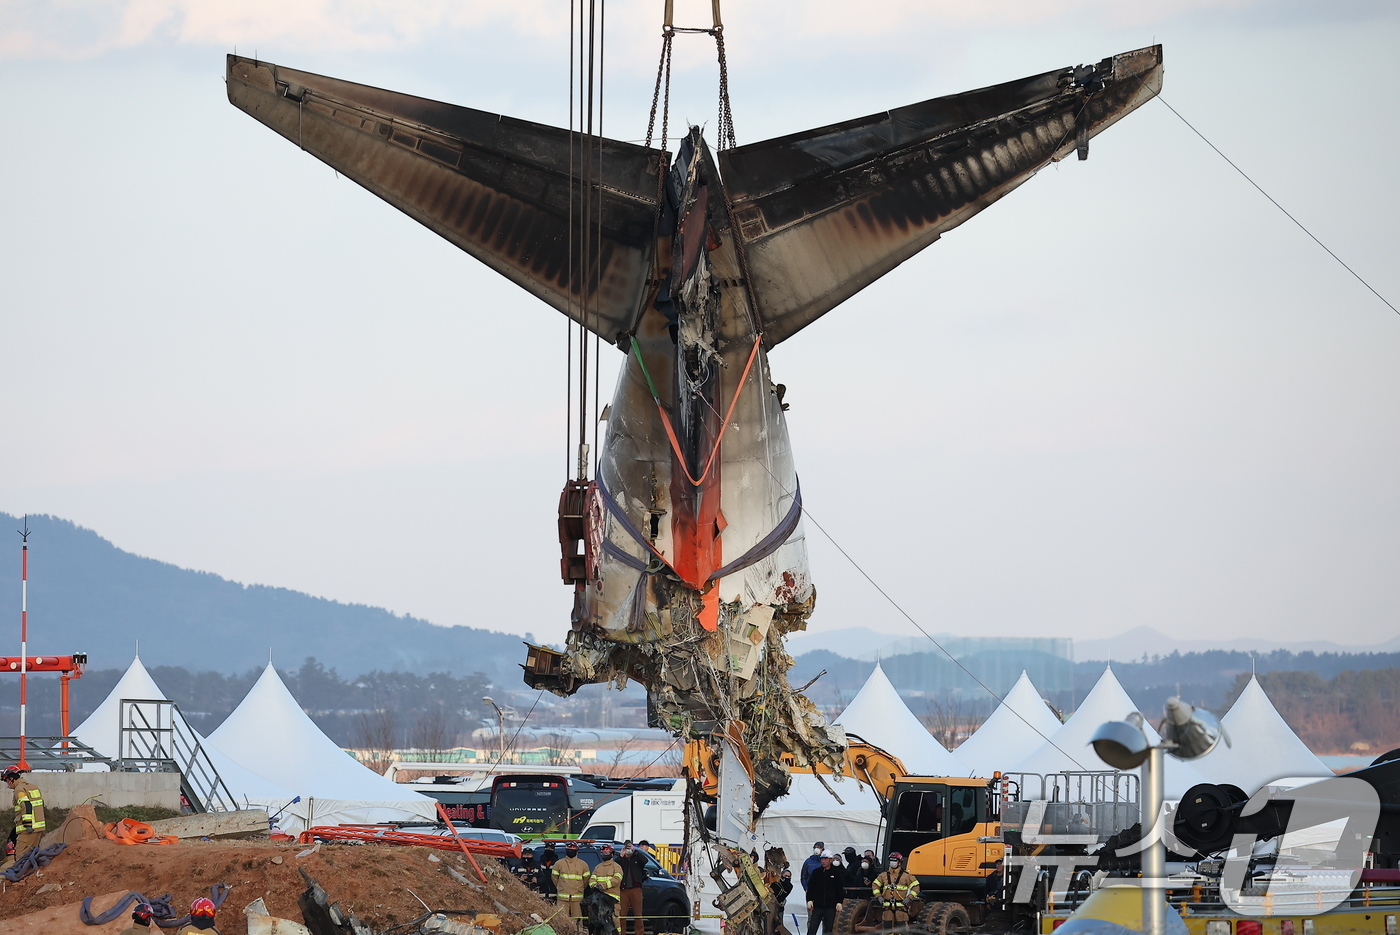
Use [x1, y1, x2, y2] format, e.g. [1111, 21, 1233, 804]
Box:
[225, 55, 665, 343]
[525, 129, 844, 778]
[720, 45, 1163, 345]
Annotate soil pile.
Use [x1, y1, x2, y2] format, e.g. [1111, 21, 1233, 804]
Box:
[0, 837, 567, 934]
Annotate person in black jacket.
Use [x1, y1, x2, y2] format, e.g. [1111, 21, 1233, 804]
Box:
[861, 851, 879, 886]
[842, 848, 860, 882]
[774, 868, 794, 913]
[805, 851, 845, 935]
[538, 845, 559, 899]
[618, 841, 650, 935]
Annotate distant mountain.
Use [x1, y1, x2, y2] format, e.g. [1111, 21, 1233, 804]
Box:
[789, 625, 1400, 665]
[1074, 625, 1400, 661]
[0, 513, 529, 680]
[784, 627, 907, 659]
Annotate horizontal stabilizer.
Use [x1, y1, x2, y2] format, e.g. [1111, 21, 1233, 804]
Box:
[721, 46, 1163, 345]
[226, 55, 666, 343]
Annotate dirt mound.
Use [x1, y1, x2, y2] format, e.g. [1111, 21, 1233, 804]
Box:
[0, 837, 569, 935]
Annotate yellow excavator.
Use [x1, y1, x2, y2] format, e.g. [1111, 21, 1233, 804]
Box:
[685, 732, 1007, 935]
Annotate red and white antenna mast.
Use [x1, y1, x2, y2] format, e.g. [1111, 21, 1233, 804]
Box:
[17, 517, 30, 770]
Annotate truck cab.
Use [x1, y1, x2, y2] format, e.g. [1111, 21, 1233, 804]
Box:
[885, 777, 1004, 895]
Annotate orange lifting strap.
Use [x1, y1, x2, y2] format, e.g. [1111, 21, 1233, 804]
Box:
[103, 818, 179, 846]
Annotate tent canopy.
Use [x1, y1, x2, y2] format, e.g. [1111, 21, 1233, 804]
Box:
[1011, 666, 1206, 798]
[71, 654, 166, 760]
[834, 663, 966, 775]
[207, 663, 435, 825]
[1193, 676, 1332, 793]
[955, 670, 1063, 777]
[70, 655, 298, 803]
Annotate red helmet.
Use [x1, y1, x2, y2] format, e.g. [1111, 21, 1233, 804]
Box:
[888, 852, 903, 863]
[191, 897, 217, 917]
[1, 766, 21, 782]
[132, 903, 155, 924]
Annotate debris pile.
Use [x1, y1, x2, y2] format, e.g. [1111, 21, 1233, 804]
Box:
[0, 837, 564, 935]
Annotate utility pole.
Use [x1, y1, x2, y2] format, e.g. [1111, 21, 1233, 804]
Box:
[17, 518, 31, 770]
[483, 696, 506, 765]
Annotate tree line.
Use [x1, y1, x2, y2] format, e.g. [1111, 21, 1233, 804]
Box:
[1222, 667, 1400, 755]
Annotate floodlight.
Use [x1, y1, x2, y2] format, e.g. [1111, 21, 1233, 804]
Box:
[1090, 715, 1152, 770]
[1160, 697, 1227, 760]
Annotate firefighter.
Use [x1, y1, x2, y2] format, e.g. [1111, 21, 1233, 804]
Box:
[870, 852, 919, 926]
[1, 766, 44, 871]
[176, 897, 220, 933]
[552, 843, 592, 920]
[121, 902, 157, 934]
[591, 845, 624, 901]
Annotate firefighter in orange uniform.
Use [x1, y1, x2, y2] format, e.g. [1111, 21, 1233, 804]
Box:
[871, 852, 920, 924]
[553, 843, 591, 920]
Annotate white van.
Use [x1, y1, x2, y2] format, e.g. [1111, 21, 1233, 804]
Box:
[579, 779, 687, 847]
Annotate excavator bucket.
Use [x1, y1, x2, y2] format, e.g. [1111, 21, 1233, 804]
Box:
[721, 45, 1163, 345]
[225, 55, 667, 344]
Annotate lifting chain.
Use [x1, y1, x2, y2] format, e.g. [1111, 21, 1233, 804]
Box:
[643, 0, 736, 152]
[645, 28, 674, 151]
[713, 27, 736, 151]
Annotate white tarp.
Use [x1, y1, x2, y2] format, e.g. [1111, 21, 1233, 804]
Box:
[1011, 666, 1207, 799]
[955, 670, 1063, 776]
[756, 772, 883, 860]
[70, 655, 300, 806]
[1193, 676, 1332, 793]
[834, 663, 966, 775]
[207, 663, 436, 830]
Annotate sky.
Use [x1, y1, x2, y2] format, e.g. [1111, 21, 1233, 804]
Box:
[2, 0, 1398, 654]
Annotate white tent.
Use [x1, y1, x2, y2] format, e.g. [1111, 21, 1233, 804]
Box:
[207, 663, 437, 830]
[1193, 676, 1332, 793]
[954, 670, 1063, 777]
[834, 662, 966, 775]
[70, 655, 300, 806]
[71, 654, 167, 759]
[1011, 666, 1207, 799]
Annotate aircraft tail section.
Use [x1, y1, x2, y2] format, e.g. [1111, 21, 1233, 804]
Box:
[720, 45, 1163, 345]
[225, 55, 666, 344]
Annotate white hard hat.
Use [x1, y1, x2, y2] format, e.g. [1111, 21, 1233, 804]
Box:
[821, 850, 835, 858]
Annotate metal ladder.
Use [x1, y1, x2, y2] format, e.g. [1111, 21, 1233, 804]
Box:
[117, 698, 239, 813]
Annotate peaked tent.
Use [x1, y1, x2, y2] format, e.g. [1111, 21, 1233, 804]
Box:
[1011, 666, 1207, 798]
[71, 654, 167, 758]
[207, 663, 436, 830]
[70, 655, 299, 806]
[1193, 676, 1332, 793]
[835, 662, 966, 775]
[955, 671, 1063, 777]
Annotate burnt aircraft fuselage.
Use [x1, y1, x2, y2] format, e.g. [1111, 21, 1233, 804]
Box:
[225, 45, 1164, 772]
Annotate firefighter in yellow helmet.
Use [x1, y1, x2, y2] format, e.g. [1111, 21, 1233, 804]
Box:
[1, 766, 45, 872]
[552, 843, 591, 921]
[871, 852, 920, 924]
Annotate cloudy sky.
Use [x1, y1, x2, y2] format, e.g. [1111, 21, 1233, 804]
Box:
[2, 0, 1397, 654]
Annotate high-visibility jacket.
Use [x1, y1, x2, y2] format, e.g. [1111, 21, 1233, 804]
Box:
[872, 870, 919, 905]
[591, 858, 623, 899]
[553, 856, 591, 897]
[11, 780, 44, 833]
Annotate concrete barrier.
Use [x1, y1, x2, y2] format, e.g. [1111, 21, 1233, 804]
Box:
[27, 770, 182, 810]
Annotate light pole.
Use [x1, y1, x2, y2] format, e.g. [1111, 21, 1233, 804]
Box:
[483, 696, 506, 765]
[1091, 698, 1226, 935]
